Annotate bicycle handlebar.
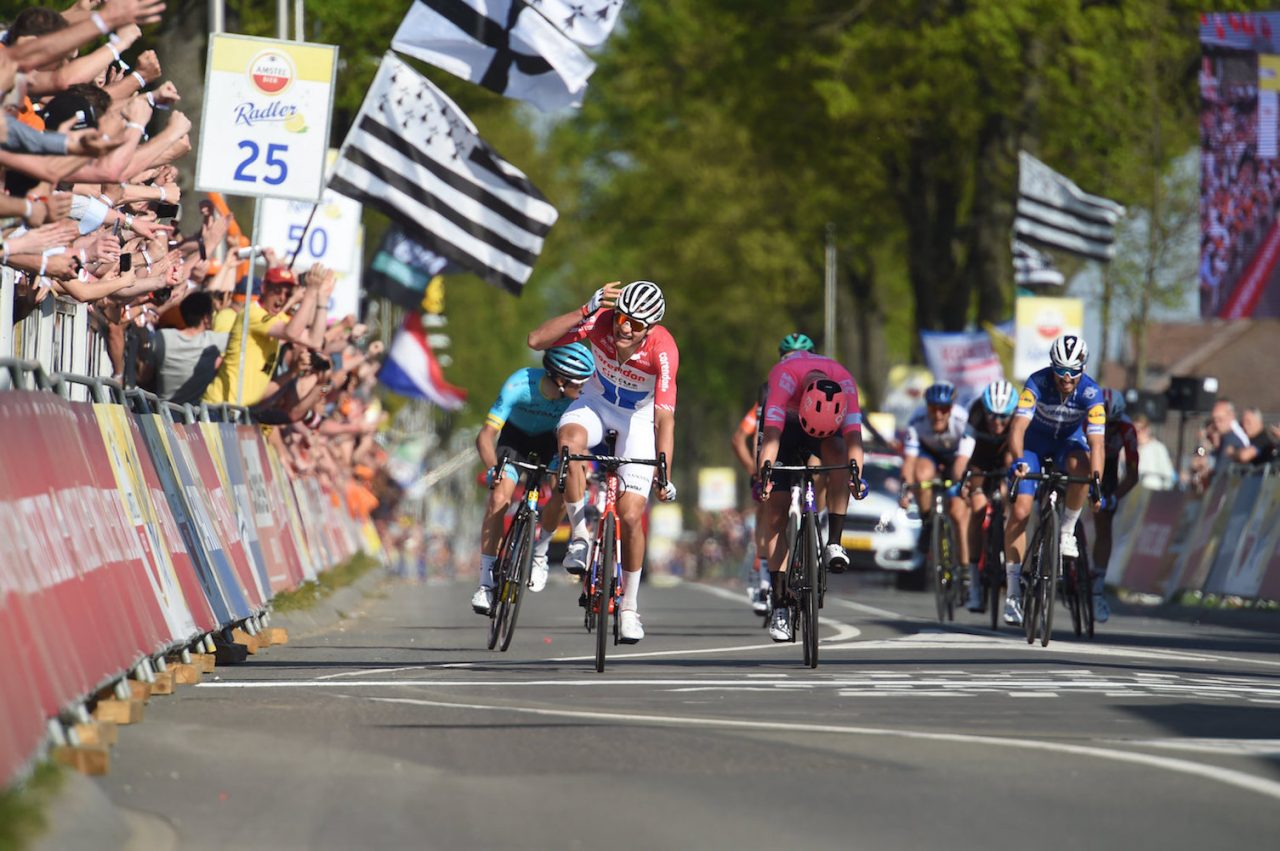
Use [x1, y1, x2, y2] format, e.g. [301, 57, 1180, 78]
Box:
[489, 451, 548, 489]
[1015, 471, 1096, 485]
[759, 459, 865, 499]
[555, 447, 668, 493]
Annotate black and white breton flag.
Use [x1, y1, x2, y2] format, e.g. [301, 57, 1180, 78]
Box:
[1012, 239, 1065, 287]
[1013, 151, 1125, 263]
[329, 54, 559, 295]
[528, 0, 626, 48]
[391, 0, 595, 112]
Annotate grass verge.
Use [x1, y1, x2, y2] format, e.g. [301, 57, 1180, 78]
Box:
[270, 552, 381, 613]
[0, 762, 64, 851]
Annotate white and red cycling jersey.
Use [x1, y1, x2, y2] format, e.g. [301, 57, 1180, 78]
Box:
[555, 308, 679, 416]
[761, 352, 862, 437]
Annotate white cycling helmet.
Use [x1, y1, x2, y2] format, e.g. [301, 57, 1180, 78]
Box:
[1049, 334, 1088, 372]
[982, 379, 1018, 416]
[615, 280, 666, 325]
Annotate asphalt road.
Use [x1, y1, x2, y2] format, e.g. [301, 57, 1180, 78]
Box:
[91, 570, 1280, 851]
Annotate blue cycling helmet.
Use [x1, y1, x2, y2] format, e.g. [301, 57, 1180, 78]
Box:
[542, 342, 595, 382]
[924, 381, 956, 406]
[778, 332, 815, 356]
[982, 380, 1018, 416]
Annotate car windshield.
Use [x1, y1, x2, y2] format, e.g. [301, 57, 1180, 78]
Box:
[863, 459, 903, 496]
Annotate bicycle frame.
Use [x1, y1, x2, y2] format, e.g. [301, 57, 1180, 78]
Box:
[486, 454, 549, 651]
[1016, 466, 1096, 647]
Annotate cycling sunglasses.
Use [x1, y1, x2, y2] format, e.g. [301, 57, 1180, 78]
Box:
[1051, 366, 1083, 378]
[613, 311, 649, 332]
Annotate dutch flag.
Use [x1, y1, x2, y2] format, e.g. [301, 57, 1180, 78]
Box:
[378, 313, 467, 410]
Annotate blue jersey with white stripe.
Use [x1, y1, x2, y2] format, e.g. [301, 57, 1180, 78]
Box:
[1015, 368, 1107, 441]
[484, 368, 571, 435]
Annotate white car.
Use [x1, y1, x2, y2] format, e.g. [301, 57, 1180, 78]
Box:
[840, 452, 922, 576]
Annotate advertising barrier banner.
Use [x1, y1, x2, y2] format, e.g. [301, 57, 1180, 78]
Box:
[1116, 489, 1186, 595]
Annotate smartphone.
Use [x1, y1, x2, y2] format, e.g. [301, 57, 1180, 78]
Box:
[197, 239, 207, 260]
[234, 245, 259, 260]
[154, 202, 180, 220]
[151, 286, 172, 304]
[119, 252, 132, 273]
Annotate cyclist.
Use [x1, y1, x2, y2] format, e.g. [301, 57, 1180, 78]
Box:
[955, 379, 1018, 611]
[1004, 335, 1105, 626]
[1091, 387, 1139, 623]
[731, 333, 817, 615]
[900, 381, 974, 572]
[756, 351, 868, 642]
[527, 280, 679, 644]
[471, 342, 597, 615]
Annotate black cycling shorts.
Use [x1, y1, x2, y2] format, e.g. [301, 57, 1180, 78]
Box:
[497, 423, 558, 467]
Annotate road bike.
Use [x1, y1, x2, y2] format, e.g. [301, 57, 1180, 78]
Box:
[1016, 465, 1096, 647]
[486, 454, 550, 652]
[967, 467, 1009, 631]
[760, 459, 864, 669]
[557, 431, 666, 673]
[1060, 519, 1094, 640]
[919, 477, 963, 623]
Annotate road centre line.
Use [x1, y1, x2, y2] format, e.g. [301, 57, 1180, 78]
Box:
[362, 694, 1280, 803]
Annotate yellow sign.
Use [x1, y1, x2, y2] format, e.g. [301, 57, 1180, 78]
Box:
[1261, 54, 1280, 92]
[1014, 296, 1084, 380]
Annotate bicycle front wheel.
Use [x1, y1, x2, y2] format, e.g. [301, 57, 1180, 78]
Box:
[1038, 511, 1060, 647]
[595, 515, 616, 673]
[930, 513, 947, 623]
[498, 512, 535, 652]
[488, 517, 521, 650]
[802, 514, 820, 668]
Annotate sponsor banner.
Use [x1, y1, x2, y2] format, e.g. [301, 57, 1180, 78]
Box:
[919, 328, 1005, 405]
[95, 405, 200, 644]
[1115, 489, 1186, 595]
[1167, 471, 1236, 595]
[189, 423, 265, 609]
[1203, 472, 1268, 595]
[231, 424, 294, 593]
[1102, 487, 1151, 588]
[1013, 296, 1084, 381]
[196, 34, 339, 201]
[697, 467, 736, 512]
[1250, 475, 1280, 599]
[265, 441, 317, 581]
[210, 422, 273, 600]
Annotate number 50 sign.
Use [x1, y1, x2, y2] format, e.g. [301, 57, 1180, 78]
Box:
[196, 34, 338, 202]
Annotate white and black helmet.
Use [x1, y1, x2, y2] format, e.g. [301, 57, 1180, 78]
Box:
[615, 280, 665, 325]
[1049, 334, 1088, 372]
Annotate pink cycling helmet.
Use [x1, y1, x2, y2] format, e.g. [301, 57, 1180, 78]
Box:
[798, 378, 847, 438]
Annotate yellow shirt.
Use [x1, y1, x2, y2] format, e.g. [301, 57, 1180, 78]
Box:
[204, 302, 288, 405]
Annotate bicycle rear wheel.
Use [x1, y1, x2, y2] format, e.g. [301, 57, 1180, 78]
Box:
[802, 515, 820, 668]
[1023, 528, 1042, 645]
[1077, 540, 1095, 640]
[985, 509, 1004, 632]
[487, 517, 521, 650]
[498, 512, 535, 652]
[1038, 511, 1060, 647]
[595, 515, 616, 673]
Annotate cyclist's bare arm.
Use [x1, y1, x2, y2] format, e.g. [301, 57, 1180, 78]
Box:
[731, 427, 755, 474]
[526, 309, 583, 351]
[475, 423, 500, 471]
[1007, 416, 1030, 467]
[846, 429, 865, 485]
[757, 426, 782, 477]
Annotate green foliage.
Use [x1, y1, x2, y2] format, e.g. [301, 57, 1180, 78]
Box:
[0, 762, 63, 851]
[270, 551, 380, 612]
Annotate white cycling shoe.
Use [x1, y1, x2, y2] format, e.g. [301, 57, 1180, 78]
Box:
[750, 587, 769, 615]
[563, 538, 589, 575]
[470, 586, 494, 616]
[1059, 530, 1079, 559]
[1003, 595, 1023, 626]
[529, 554, 549, 592]
[769, 608, 793, 642]
[619, 610, 644, 643]
[824, 543, 850, 574]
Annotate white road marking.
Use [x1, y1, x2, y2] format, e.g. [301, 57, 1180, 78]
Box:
[362, 695, 1280, 802]
[1113, 738, 1280, 757]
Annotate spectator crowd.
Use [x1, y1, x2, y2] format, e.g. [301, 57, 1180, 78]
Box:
[1, 0, 393, 522]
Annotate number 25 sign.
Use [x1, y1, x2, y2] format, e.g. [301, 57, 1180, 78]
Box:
[196, 34, 338, 202]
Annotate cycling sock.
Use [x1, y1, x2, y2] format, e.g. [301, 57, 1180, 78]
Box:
[621, 570, 641, 612]
[1006, 562, 1021, 595]
[770, 570, 785, 604]
[969, 563, 980, 587]
[1062, 506, 1082, 535]
[827, 513, 845, 547]
[758, 557, 771, 589]
[565, 498, 588, 540]
[480, 554, 496, 588]
[533, 524, 553, 558]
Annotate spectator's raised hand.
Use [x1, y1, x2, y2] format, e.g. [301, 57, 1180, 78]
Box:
[9, 221, 79, 255]
[134, 49, 161, 84]
[304, 262, 333, 292]
[152, 80, 180, 106]
[44, 192, 74, 222]
[115, 23, 142, 50]
[366, 340, 385, 359]
[103, 0, 167, 29]
[165, 110, 191, 137]
[65, 128, 125, 157]
[122, 94, 153, 126]
[0, 48, 17, 96]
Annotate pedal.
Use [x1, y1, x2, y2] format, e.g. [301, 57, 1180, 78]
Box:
[577, 591, 587, 608]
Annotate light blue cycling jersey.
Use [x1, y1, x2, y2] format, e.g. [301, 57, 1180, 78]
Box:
[1015, 367, 1107, 441]
[485, 368, 572, 435]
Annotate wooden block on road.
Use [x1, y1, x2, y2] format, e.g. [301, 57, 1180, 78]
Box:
[230, 628, 261, 654]
[213, 642, 249, 666]
[72, 721, 118, 747]
[93, 699, 144, 725]
[149, 670, 175, 695]
[126, 679, 152, 703]
[190, 653, 216, 673]
[170, 663, 202, 685]
[52, 744, 110, 775]
[262, 627, 289, 646]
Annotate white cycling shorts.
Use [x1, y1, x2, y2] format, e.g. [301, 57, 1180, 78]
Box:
[558, 398, 657, 499]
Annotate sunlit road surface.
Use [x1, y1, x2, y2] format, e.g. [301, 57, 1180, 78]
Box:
[95, 571, 1280, 851]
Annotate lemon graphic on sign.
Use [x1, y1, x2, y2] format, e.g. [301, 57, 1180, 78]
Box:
[284, 113, 307, 133]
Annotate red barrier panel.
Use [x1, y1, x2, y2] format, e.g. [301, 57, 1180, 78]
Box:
[240, 427, 306, 592]
[1118, 490, 1186, 595]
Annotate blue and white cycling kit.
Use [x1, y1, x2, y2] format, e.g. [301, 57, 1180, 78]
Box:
[1012, 368, 1107, 496]
[485, 368, 572, 480]
[904, 405, 974, 466]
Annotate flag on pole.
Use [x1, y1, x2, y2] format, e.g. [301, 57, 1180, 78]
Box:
[391, 0, 595, 112]
[329, 54, 559, 295]
[365, 225, 453, 311]
[528, 0, 627, 48]
[378, 313, 467, 410]
[1012, 239, 1066, 287]
[1013, 151, 1125, 263]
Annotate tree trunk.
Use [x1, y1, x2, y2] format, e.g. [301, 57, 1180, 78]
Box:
[967, 114, 1016, 326]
